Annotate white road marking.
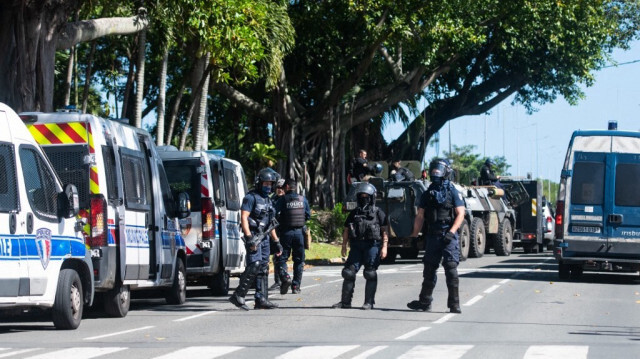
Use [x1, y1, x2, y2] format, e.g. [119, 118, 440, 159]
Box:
[499, 278, 511, 284]
[524, 345, 589, 359]
[173, 310, 217, 322]
[401, 265, 418, 269]
[152, 346, 242, 359]
[83, 326, 154, 340]
[326, 279, 343, 283]
[484, 284, 501, 294]
[0, 349, 40, 358]
[433, 313, 456, 324]
[463, 295, 483, 306]
[397, 345, 474, 359]
[25, 347, 127, 359]
[275, 345, 359, 359]
[395, 327, 431, 340]
[301, 284, 320, 290]
[351, 346, 388, 359]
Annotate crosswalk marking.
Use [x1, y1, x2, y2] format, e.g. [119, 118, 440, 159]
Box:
[524, 345, 589, 359]
[83, 326, 155, 340]
[152, 346, 242, 359]
[395, 326, 431, 340]
[351, 346, 388, 359]
[397, 345, 474, 359]
[0, 349, 39, 358]
[275, 345, 359, 359]
[25, 347, 127, 359]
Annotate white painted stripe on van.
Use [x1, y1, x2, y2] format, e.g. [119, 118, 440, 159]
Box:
[173, 310, 217, 322]
[395, 327, 430, 340]
[25, 347, 126, 359]
[83, 326, 154, 340]
[275, 345, 359, 359]
[397, 345, 473, 359]
[351, 346, 388, 359]
[524, 345, 588, 359]
[0, 349, 40, 358]
[153, 346, 242, 359]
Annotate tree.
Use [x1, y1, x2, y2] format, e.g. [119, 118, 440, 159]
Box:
[0, 1, 149, 112]
[442, 145, 510, 185]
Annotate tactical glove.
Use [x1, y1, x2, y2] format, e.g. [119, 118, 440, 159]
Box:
[444, 231, 456, 244]
[274, 241, 283, 255]
[244, 235, 257, 250]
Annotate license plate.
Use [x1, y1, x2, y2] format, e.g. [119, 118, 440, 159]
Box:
[572, 226, 601, 233]
[200, 240, 212, 249]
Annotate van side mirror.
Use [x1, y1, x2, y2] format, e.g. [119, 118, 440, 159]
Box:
[176, 192, 190, 219]
[58, 184, 80, 218]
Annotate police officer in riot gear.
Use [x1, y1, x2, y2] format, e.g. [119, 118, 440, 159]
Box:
[479, 158, 500, 186]
[274, 178, 311, 294]
[407, 158, 465, 313]
[269, 179, 286, 291]
[389, 160, 415, 182]
[229, 168, 283, 310]
[333, 182, 388, 310]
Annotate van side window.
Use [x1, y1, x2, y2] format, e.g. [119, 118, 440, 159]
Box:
[0, 144, 18, 212]
[121, 149, 149, 210]
[102, 146, 119, 201]
[224, 168, 241, 211]
[157, 163, 176, 217]
[210, 160, 223, 205]
[570, 162, 604, 205]
[615, 163, 640, 206]
[19, 146, 59, 220]
[163, 160, 202, 211]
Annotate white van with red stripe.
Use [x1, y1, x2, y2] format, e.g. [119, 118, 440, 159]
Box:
[158, 147, 247, 295]
[21, 109, 190, 317]
[0, 103, 91, 329]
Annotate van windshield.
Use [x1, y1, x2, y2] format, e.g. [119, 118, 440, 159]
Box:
[570, 161, 604, 205]
[615, 163, 640, 206]
[163, 159, 202, 211]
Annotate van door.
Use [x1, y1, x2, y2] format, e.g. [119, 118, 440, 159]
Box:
[0, 141, 21, 298]
[566, 151, 607, 253]
[120, 146, 151, 280]
[209, 159, 229, 267]
[608, 153, 640, 256]
[221, 161, 244, 268]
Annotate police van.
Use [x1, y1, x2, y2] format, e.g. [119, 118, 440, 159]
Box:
[0, 103, 92, 329]
[21, 110, 190, 317]
[555, 122, 640, 279]
[158, 146, 247, 295]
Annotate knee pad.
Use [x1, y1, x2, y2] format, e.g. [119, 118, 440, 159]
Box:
[443, 261, 459, 285]
[443, 261, 457, 271]
[342, 265, 356, 281]
[363, 267, 377, 281]
[247, 260, 261, 275]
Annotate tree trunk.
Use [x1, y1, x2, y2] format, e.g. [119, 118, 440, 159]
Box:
[165, 80, 187, 146]
[156, 45, 169, 146]
[134, 29, 146, 128]
[193, 53, 211, 151]
[81, 40, 97, 113]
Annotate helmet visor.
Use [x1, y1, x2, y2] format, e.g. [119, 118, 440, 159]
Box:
[429, 162, 447, 178]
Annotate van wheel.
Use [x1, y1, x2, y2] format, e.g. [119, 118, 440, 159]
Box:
[382, 248, 397, 264]
[103, 281, 130, 318]
[468, 218, 486, 258]
[558, 262, 570, 280]
[493, 220, 513, 256]
[458, 220, 470, 261]
[209, 270, 230, 296]
[52, 269, 83, 330]
[166, 259, 186, 305]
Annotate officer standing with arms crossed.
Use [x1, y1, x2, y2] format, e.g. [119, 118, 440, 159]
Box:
[274, 178, 311, 294]
[407, 158, 465, 313]
[229, 168, 283, 310]
[332, 182, 388, 310]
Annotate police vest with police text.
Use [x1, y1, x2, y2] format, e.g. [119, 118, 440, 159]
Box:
[281, 192, 306, 228]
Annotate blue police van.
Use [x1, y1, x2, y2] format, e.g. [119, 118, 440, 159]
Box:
[554, 121, 640, 279]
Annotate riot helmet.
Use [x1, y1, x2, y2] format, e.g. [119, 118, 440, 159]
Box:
[485, 158, 495, 167]
[255, 167, 279, 194]
[428, 158, 450, 186]
[354, 182, 377, 208]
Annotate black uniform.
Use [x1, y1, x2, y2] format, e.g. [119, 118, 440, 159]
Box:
[351, 157, 370, 181]
[334, 204, 387, 309]
[274, 191, 311, 294]
[389, 166, 415, 182]
[479, 164, 499, 185]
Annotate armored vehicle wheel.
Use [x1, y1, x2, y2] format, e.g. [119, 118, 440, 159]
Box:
[52, 269, 83, 330]
[458, 220, 470, 261]
[569, 264, 583, 280]
[493, 220, 513, 256]
[209, 270, 230, 296]
[166, 258, 187, 305]
[468, 217, 486, 258]
[382, 248, 397, 264]
[104, 281, 130, 318]
[558, 262, 570, 280]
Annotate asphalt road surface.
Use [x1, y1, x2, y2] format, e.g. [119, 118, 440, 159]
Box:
[2, 249, 639, 358]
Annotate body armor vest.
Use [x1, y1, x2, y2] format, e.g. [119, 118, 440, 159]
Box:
[281, 192, 305, 228]
[348, 207, 381, 241]
[248, 191, 272, 231]
[426, 186, 454, 226]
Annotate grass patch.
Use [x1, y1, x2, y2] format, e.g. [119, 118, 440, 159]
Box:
[306, 242, 343, 261]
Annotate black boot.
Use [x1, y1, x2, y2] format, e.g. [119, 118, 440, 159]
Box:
[444, 261, 461, 313]
[447, 285, 461, 313]
[332, 279, 354, 309]
[407, 275, 435, 311]
[229, 262, 259, 310]
[280, 273, 292, 295]
[255, 275, 278, 309]
[363, 277, 377, 310]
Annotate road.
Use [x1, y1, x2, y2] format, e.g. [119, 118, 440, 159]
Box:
[1, 249, 639, 358]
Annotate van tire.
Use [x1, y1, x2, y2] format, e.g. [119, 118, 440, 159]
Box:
[493, 220, 513, 256]
[103, 281, 130, 318]
[210, 270, 230, 296]
[166, 259, 187, 305]
[458, 220, 470, 261]
[52, 269, 83, 330]
[558, 262, 570, 280]
[469, 218, 486, 258]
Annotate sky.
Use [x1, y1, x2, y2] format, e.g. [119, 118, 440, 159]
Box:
[382, 40, 640, 184]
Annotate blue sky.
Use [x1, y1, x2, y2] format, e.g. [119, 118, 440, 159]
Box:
[383, 40, 640, 183]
